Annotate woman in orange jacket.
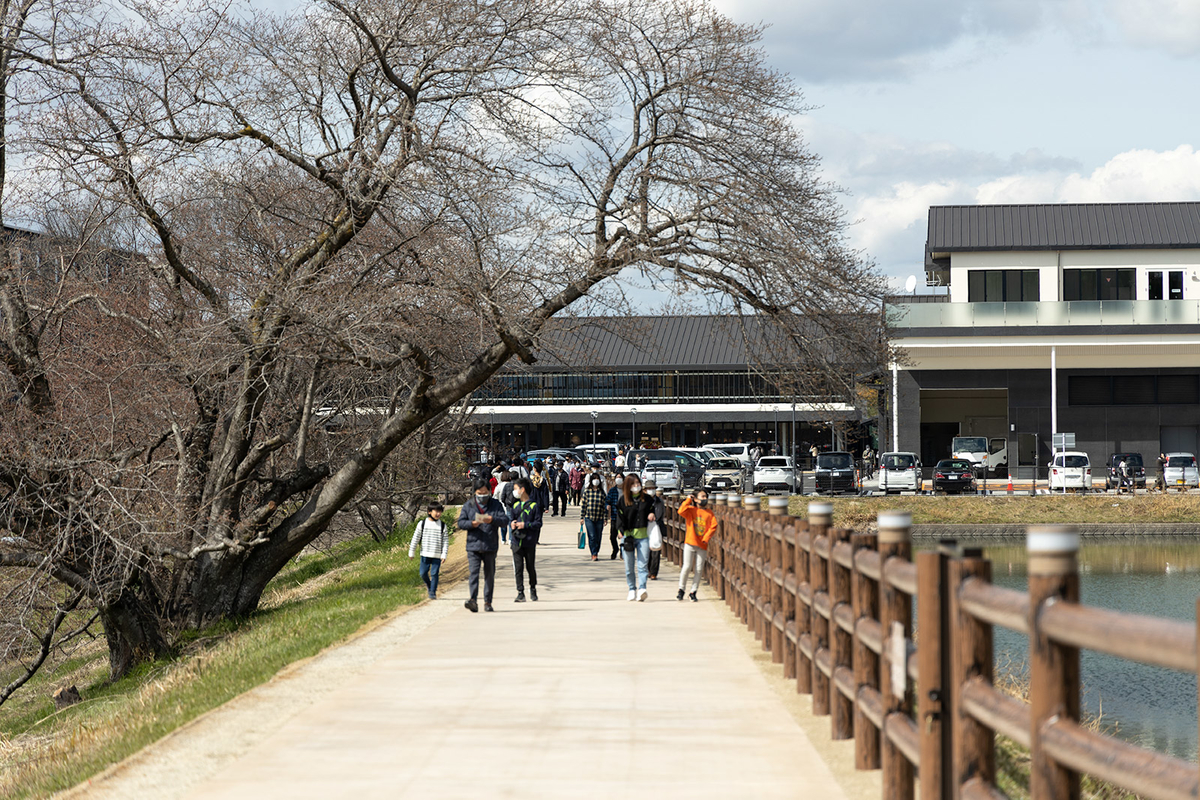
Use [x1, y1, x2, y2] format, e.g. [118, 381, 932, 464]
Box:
[676, 489, 717, 601]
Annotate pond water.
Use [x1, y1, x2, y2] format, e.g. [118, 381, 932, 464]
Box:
[961, 538, 1200, 761]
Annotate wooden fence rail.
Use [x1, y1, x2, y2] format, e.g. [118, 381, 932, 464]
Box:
[659, 492, 1200, 800]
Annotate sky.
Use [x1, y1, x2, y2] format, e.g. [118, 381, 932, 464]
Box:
[710, 0, 1200, 291]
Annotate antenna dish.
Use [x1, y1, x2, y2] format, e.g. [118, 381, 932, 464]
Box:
[904, 275, 917, 293]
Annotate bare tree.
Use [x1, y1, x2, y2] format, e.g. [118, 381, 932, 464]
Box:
[0, 0, 884, 697]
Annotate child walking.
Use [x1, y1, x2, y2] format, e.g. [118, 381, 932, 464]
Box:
[677, 489, 717, 602]
[409, 502, 449, 600]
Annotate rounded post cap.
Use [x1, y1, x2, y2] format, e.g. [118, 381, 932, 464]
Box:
[807, 501, 833, 518]
[877, 510, 912, 530]
[1027, 526, 1079, 554]
[768, 496, 790, 508]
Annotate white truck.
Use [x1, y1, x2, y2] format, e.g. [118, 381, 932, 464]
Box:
[950, 436, 1009, 478]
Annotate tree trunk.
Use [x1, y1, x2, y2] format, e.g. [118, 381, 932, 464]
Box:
[100, 589, 171, 680]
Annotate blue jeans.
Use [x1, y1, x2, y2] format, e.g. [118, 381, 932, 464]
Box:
[420, 556, 442, 596]
[623, 537, 650, 591]
[583, 518, 604, 556]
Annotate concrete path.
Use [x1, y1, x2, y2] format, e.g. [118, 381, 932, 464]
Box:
[69, 514, 849, 799]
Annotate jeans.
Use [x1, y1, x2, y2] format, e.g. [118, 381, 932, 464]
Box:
[419, 556, 442, 596]
[583, 517, 604, 556]
[512, 543, 537, 594]
[467, 550, 497, 603]
[680, 543, 707, 593]
[623, 536, 650, 591]
[498, 524, 508, 545]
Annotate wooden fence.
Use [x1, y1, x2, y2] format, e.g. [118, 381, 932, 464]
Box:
[660, 492, 1200, 800]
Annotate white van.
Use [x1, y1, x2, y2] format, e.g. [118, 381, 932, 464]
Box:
[575, 443, 621, 466]
[878, 452, 921, 493]
[1049, 451, 1092, 491]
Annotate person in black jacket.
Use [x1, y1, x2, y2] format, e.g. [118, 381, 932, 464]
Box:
[616, 474, 657, 601]
[550, 460, 569, 516]
[529, 459, 551, 513]
[456, 478, 510, 613]
[643, 480, 665, 580]
[509, 477, 544, 602]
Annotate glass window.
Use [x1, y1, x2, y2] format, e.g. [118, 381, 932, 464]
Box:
[1117, 269, 1134, 300]
[985, 271, 1003, 301]
[1080, 270, 1097, 301]
[1062, 455, 1089, 468]
[1149, 271, 1164, 300]
[1063, 270, 1080, 301]
[966, 270, 1040, 301]
[968, 271, 985, 302]
[1169, 270, 1184, 300]
[1022, 271, 1039, 301]
[1063, 269, 1136, 301]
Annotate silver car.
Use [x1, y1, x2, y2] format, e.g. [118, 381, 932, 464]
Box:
[1163, 452, 1199, 491]
[641, 460, 681, 490]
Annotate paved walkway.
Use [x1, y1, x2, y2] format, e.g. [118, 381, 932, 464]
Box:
[69, 514, 849, 799]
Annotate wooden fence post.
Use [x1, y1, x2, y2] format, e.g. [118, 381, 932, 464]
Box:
[853, 531, 881, 769]
[770, 505, 787, 665]
[916, 541, 955, 800]
[809, 501, 833, 716]
[796, 518, 813, 695]
[948, 548, 994, 799]
[780, 507, 797, 680]
[831, 524, 854, 740]
[1028, 527, 1081, 800]
[879, 511, 914, 800]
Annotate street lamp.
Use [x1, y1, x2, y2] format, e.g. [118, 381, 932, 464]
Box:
[631, 407, 637, 447]
[488, 409, 494, 461]
[591, 410, 598, 456]
[774, 408, 779, 453]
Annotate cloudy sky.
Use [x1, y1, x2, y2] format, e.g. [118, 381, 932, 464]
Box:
[710, 0, 1200, 290]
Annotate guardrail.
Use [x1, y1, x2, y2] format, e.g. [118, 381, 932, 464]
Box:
[660, 492, 1200, 800]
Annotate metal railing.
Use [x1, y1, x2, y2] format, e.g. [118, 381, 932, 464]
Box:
[886, 298, 1200, 329]
[660, 495, 1200, 800]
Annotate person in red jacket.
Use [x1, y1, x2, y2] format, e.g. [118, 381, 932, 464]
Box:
[676, 489, 717, 602]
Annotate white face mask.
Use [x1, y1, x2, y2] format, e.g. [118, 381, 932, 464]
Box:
[591, 479, 601, 487]
[646, 488, 657, 496]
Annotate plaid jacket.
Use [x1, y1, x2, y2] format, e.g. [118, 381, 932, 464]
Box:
[580, 487, 607, 521]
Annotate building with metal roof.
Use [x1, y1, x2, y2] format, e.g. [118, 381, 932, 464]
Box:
[471, 315, 870, 459]
[888, 202, 1200, 481]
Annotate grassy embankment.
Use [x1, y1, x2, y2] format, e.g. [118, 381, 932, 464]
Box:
[788, 493, 1200, 528]
[0, 516, 461, 800]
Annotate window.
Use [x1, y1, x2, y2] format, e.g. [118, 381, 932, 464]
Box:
[967, 269, 1040, 302]
[1169, 270, 1184, 300]
[1069, 374, 1200, 405]
[1149, 271, 1164, 300]
[1062, 268, 1135, 301]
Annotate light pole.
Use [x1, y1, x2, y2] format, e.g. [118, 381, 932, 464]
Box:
[774, 408, 779, 453]
[488, 410, 494, 461]
[631, 407, 637, 448]
[591, 410, 598, 457]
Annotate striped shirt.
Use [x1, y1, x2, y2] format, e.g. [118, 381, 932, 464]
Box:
[409, 516, 450, 560]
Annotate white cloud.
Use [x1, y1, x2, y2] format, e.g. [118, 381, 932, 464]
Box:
[845, 145, 1200, 277]
[1108, 0, 1200, 55]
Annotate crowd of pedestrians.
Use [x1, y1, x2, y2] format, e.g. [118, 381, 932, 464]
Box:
[427, 452, 716, 610]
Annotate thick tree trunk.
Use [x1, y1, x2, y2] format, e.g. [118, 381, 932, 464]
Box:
[100, 589, 171, 680]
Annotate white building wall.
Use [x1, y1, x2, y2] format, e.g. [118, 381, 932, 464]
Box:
[949, 248, 1200, 302]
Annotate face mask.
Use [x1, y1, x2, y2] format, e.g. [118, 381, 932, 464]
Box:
[591, 479, 600, 487]
[476, 493, 491, 504]
[646, 488, 656, 496]
[697, 497, 709, 507]
[631, 486, 641, 496]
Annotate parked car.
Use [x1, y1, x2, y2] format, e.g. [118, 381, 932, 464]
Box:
[932, 459, 975, 494]
[708, 442, 772, 466]
[752, 456, 797, 494]
[526, 448, 577, 463]
[630, 448, 706, 489]
[813, 451, 858, 494]
[1163, 452, 1199, 491]
[878, 451, 921, 494]
[1105, 452, 1146, 490]
[641, 460, 682, 491]
[1049, 451, 1092, 491]
[704, 457, 745, 492]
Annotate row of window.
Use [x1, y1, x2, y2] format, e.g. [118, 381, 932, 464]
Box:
[966, 269, 1187, 302]
[1068, 374, 1200, 406]
[476, 371, 831, 405]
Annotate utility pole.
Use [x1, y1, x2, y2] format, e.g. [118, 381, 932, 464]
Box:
[631, 407, 637, 448]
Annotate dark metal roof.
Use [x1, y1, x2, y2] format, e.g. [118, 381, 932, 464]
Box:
[926, 203, 1200, 255]
[531, 316, 758, 371]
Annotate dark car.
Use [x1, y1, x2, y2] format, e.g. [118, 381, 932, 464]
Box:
[1106, 452, 1145, 490]
[629, 448, 706, 489]
[932, 459, 976, 494]
[813, 451, 858, 494]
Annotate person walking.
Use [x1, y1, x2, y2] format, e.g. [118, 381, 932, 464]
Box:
[606, 472, 624, 560]
[551, 460, 569, 517]
[580, 471, 608, 561]
[530, 460, 551, 513]
[616, 474, 656, 601]
[493, 469, 515, 545]
[569, 461, 584, 506]
[509, 477, 543, 602]
[457, 478, 509, 613]
[676, 489, 717, 602]
[408, 502, 449, 599]
[644, 480, 665, 580]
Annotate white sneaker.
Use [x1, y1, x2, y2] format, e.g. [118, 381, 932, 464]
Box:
[627, 589, 637, 601]
[638, 588, 648, 602]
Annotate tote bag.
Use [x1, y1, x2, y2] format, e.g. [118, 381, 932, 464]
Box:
[647, 520, 663, 551]
[577, 521, 587, 549]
